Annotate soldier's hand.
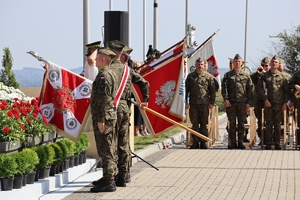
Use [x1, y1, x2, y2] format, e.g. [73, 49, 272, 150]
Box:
[264, 100, 271, 107]
[224, 100, 231, 107]
[245, 104, 250, 112]
[208, 104, 214, 109]
[295, 85, 300, 92]
[287, 101, 294, 110]
[97, 122, 105, 134]
[139, 102, 148, 110]
[282, 103, 287, 111]
[186, 103, 190, 109]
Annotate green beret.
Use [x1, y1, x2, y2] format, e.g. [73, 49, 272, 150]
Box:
[272, 55, 280, 60]
[234, 54, 242, 60]
[195, 57, 205, 63]
[261, 57, 270, 63]
[106, 40, 125, 53]
[86, 41, 101, 49]
[123, 46, 133, 55]
[97, 47, 116, 58]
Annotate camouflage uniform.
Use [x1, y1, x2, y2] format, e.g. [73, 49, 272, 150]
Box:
[90, 66, 119, 180]
[110, 59, 149, 179]
[257, 71, 289, 147]
[185, 70, 216, 148]
[221, 69, 252, 147]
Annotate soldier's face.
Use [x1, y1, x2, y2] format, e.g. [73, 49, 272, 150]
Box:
[271, 59, 279, 69]
[195, 61, 205, 73]
[233, 59, 242, 68]
[261, 62, 270, 71]
[278, 63, 284, 72]
[96, 54, 106, 68]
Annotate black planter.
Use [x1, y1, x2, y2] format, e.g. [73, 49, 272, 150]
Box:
[1, 177, 14, 191]
[22, 174, 28, 186]
[78, 154, 83, 165]
[82, 150, 87, 163]
[74, 155, 79, 166]
[69, 156, 75, 168]
[49, 165, 57, 176]
[13, 175, 23, 189]
[34, 169, 40, 181]
[27, 171, 36, 184]
[39, 168, 46, 179]
[44, 166, 51, 178]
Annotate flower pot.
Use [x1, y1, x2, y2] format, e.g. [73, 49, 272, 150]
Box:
[38, 168, 47, 179]
[42, 132, 56, 144]
[1, 177, 14, 191]
[13, 175, 23, 189]
[69, 156, 75, 168]
[49, 165, 57, 176]
[0, 140, 22, 154]
[34, 169, 40, 181]
[26, 136, 42, 147]
[22, 174, 28, 186]
[44, 166, 51, 178]
[78, 153, 83, 165]
[82, 150, 87, 163]
[27, 171, 36, 184]
[74, 155, 79, 166]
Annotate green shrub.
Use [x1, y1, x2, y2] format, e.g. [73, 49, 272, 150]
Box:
[11, 152, 28, 176]
[0, 153, 18, 178]
[62, 138, 75, 157]
[31, 145, 48, 170]
[48, 143, 63, 165]
[56, 140, 69, 160]
[44, 144, 55, 166]
[79, 134, 90, 150]
[21, 148, 39, 174]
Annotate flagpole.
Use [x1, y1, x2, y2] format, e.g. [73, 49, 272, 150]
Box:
[131, 100, 212, 142]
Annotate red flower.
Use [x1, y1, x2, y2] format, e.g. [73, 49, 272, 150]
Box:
[43, 116, 48, 124]
[33, 113, 38, 118]
[3, 126, 10, 133]
[19, 124, 25, 130]
[7, 110, 13, 117]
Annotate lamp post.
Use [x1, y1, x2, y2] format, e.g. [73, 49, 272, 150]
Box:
[244, 0, 248, 63]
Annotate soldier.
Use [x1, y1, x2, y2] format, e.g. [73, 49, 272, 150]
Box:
[81, 41, 101, 81]
[185, 57, 216, 149]
[221, 54, 252, 149]
[257, 55, 289, 150]
[106, 40, 150, 187]
[90, 47, 119, 192]
[250, 57, 270, 143]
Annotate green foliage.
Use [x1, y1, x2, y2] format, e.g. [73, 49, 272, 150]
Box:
[214, 92, 225, 113]
[44, 144, 55, 166]
[21, 148, 39, 174]
[11, 151, 28, 176]
[31, 145, 48, 170]
[48, 143, 63, 165]
[56, 140, 69, 160]
[74, 141, 83, 156]
[0, 153, 18, 178]
[0, 47, 19, 88]
[274, 25, 300, 74]
[61, 138, 75, 157]
[79, 134, 90, 150]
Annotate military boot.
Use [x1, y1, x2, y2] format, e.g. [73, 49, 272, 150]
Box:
[274, 143, 281, 150]
[200, 141, 207, 149]
[90, 179, 116, 192]
[126, 172, 131, 183]
[228, 141, 236, 149]
[92, 177, 104, 186]
[116, 174, 126, 187]
[238, 141, 245, 149]
[190, 141, 199, 149]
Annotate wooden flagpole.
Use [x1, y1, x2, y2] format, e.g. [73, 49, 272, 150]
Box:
[131, 100, 212, 142]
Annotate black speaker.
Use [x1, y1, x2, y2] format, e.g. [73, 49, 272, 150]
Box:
[104, 11, 129, 46]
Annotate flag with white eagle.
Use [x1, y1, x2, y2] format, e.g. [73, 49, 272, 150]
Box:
[38, 61, 93, 141]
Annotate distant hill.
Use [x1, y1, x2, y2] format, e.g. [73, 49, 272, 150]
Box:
[14, 67, 83, 87]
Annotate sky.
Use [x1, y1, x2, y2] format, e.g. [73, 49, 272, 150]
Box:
[0, 0, 299, 72]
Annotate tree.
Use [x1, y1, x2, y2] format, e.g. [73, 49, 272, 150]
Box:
[273, 25, 300, 74]
[0, 47, 19, 88]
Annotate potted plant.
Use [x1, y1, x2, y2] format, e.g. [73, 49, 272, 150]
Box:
[0, 153, 18, 190]
[43, 144, 55, 178]
[62, 138, 76, 168]
[74, 141, 83, 166]
[48, 143, 63, 175]
[56, 140, 69, 171]
[31, 145, 48, 179]
[79, 134, 90, 163]
[21, 148, 39, 184]
[11, 151, 29, 189]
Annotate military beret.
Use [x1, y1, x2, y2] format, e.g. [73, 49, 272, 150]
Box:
[97, 47, 116, 58]
[272, 55, 280, 60]
[123, 46, 133, 55]
[234, 54, 242, 60]
[86, 41, 101, 49]
[261, 57, 270, 63]
[228, 58, 233, 64]
[195, 57, 205, 63]
[106, 40, 126, 53]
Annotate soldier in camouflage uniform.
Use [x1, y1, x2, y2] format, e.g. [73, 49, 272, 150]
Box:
[185, 57, 216, 149]
[250, 57, 270, 143]
[107, 40, 150, 187]
[90, 47, 119, 192]
[257, 55, 289, 150]
[221, 54, 252, 149]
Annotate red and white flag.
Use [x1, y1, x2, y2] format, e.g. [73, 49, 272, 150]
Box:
[38, 62, 93, 141]
[187, 39, 221, 90]
[133, 40, 186, 135]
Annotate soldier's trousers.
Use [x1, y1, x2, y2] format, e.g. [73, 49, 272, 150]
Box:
[189, 104, 209, 142]
[226, 104, 246, 143]
[93, 119, 118, 180]
[116, 102, 131, 177]
[254, 100, 264, 138]
[264, 104, 283, 145]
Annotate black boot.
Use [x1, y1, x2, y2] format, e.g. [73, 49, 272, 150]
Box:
[190, 141, 199, 149]
[92, 177, 104, 186]
[228, 142, 236, 149]
[90, 179, 116, 192]
[126, 172, 131, 183]
[274, 144, 281, 150]
[116, 174, 126, 187]
[200, 141, 207, 149]
[238, 142, 245, 149]
[265, 144, 271, 150]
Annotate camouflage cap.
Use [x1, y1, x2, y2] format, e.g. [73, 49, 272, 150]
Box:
[195, 57, 205, 63]
[106, 40, 126, 53]
[123, 46, 133, 55]
[261, 56, 270, 63]
[272, 55, 280, 60]
[86, 41, 101, 49]
[234, 54, 242, 60]
[97, 47, 116, 58]
[228, 58, 233, 64]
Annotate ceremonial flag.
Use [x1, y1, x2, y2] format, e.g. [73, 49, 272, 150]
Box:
[187, 39, 221, 89]
[132, 40, 186, 135]
[38, 61, 93, 141]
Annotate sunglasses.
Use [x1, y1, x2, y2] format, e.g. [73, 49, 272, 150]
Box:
[261, 64, 269, 67]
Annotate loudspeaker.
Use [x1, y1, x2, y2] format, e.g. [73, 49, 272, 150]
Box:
[104, 11, 129, 46]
